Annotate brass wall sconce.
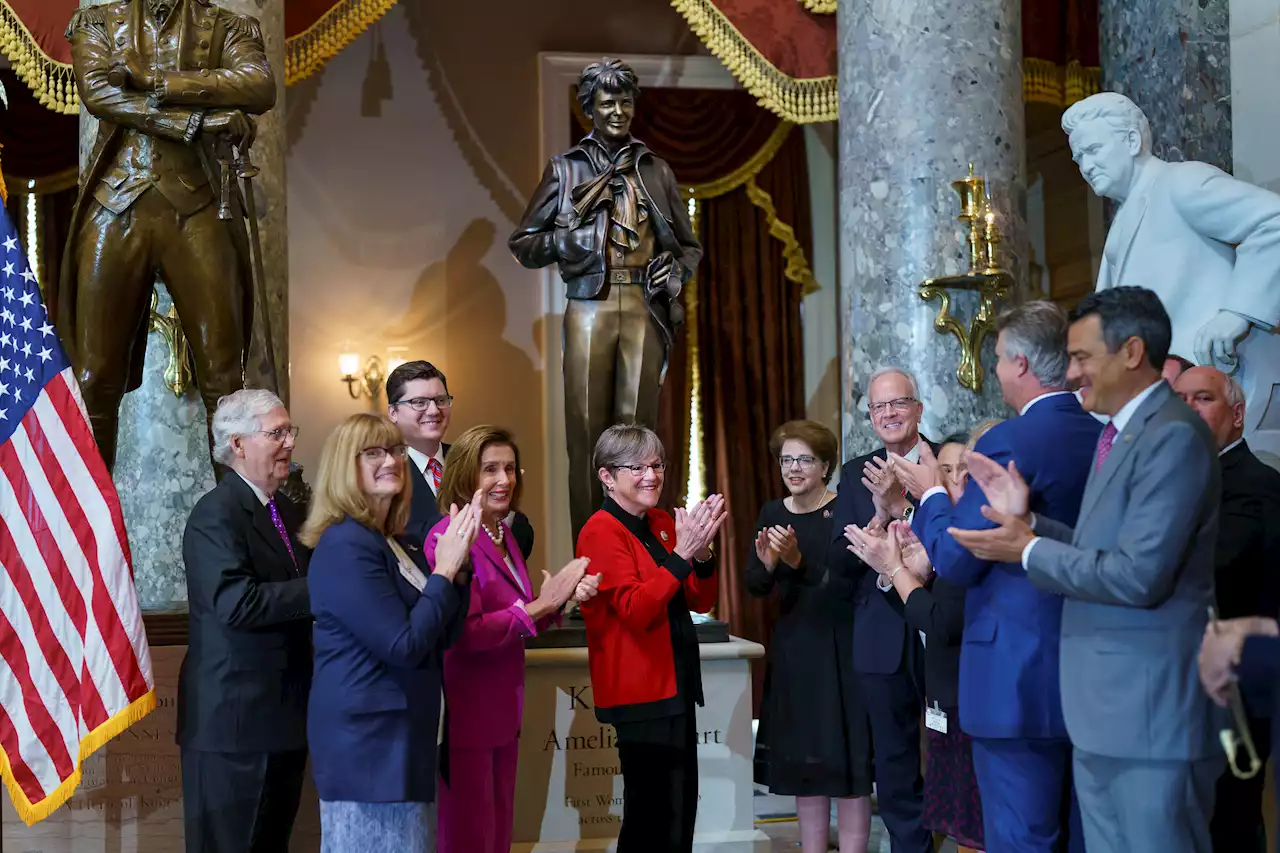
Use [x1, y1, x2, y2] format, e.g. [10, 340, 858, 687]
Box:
[339, 352, 387, 401]
[919, 164, 1014, 393]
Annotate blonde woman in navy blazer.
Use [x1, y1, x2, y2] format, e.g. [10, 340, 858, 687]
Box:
[425, 425, 598, 853]
[302, 413, 482, 853]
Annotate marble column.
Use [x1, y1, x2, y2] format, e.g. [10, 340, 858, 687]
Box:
[838, 0, 1027, 455]
[1101, 0, 1231, 170]
[1231, 0, 1280, 192]
[76, 0, 289, 610]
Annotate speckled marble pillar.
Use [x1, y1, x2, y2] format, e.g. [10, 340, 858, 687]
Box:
[838, 0, 1027, 455]
[1101, 0, 1232, 170]
[76, 0, 288, 610]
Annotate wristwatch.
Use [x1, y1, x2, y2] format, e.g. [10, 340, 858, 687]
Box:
[898, 505, 915, 524]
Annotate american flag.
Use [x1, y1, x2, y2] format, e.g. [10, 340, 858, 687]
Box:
[0, 204, 154, 823]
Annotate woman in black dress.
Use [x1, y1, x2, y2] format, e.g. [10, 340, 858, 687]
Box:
[747, 420, 873, 853]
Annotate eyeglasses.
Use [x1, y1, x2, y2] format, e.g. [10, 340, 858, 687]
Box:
[359, 445, 409, 463]
[779, 455, 818, 470]
[615, 462, 666, 476]
[259, 426, 300, 444]
[868, 397, 918, 415]
[393, 395, 454, 412]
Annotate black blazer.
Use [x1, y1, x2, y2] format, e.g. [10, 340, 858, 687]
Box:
[1216, 440, 1280, 620]
[827, 440, 936, 677]
[405, 443, 536, 561]
[885, 576, 966, 714]
[177, 474, 312, 753]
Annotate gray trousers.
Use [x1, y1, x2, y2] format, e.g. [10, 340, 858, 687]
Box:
[1073, 749, 1222, 853]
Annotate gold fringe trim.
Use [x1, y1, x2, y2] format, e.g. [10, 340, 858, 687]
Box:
[0, 148, 7, 205]
[2, 689, 156, 826]
[744, 176, 819, 295]
[0, 1, 79, 114]
[1024, 58, 1102, 108]
[797, 0, 836, 13]
[669, 0, 837, 124]
[286, 0, 399, 86]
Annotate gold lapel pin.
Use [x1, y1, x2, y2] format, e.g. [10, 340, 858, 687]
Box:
[660, 531, 669, 542]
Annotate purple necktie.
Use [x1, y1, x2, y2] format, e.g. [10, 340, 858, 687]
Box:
[1095, 422, 1118, 471]
[267, 498, 298, 570]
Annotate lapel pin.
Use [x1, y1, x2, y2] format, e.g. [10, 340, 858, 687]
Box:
[660, 531, 669, 542]
[824, 509, 832, 518]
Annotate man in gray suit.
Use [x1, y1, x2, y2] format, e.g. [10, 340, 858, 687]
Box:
[949, 286, 1224, 853]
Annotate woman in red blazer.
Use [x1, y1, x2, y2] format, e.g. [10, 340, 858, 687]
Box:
[425, 425, 598, 853]
[576, 424, 727, 853]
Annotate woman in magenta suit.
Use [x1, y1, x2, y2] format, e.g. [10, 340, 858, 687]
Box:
[424, 425, 599, 853]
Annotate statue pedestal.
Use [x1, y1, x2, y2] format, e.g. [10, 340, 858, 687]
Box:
[113, 287, 214, 611]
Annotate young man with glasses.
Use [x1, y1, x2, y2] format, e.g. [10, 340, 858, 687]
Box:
[386, 361, 533, 558]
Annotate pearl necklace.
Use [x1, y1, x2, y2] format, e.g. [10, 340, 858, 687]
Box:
[482, 522, 504, 547]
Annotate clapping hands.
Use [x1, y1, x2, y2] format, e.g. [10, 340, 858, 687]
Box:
[675, 494, 727, 561]
[433, 490, 483, 582]
[754, 525, 801, 571]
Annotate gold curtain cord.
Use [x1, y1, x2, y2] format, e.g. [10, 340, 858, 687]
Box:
[0, 2, 78, 114]
[285, 0, 399, 86]
[669, 0, 838, 124]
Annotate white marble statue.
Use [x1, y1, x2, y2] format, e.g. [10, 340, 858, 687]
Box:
[1063, 92, 1280, 456]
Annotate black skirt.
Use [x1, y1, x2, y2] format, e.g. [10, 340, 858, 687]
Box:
[748, 498, 873, 798]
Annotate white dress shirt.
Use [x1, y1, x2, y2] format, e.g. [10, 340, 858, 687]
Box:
[236, 471, 271, 506]
[1220, 438, 1243, 457]
[1021, 379, 1164, 568]
[406, 446, 445, 495]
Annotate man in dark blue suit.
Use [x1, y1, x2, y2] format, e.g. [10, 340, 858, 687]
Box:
[828, 366, 934, 853]
[387, 360, 534, 558]
[891, 302, 1099, 853]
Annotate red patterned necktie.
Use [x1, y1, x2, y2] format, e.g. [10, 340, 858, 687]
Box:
[427, 458, 443, 491]
[1095, 422, 1118, 471]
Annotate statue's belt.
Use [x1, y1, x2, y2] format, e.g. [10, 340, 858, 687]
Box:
[607, 268, 646, 285]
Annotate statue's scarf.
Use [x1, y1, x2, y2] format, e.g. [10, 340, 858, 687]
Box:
[571, 140, 649, 253]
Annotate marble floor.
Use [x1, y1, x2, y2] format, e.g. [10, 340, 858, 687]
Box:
[754, 789, 960, 853]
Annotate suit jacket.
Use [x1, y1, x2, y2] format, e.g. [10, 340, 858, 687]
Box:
[509, 135, 702, 303]
[306, 517, 468, 804]
[1215, 439, 1280, 620]
[828, 441, 935, 676]
[57, 0, 276, 394]
[177, 473, 311, 753]
[883, 577, 966, 715]
[1098, 158, 1280, 441]
[1027, 382, 1223, 760]
[404, 443, 535, 561]
[424, 515, 550, 749]
[1237, 635, 1280, 792]
[914, 393, 1101, 739]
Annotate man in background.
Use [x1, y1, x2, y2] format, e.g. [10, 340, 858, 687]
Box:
[386, 360, 533, 558]
[828, 367, 933, 853]
[1176, 365, 1280, 852]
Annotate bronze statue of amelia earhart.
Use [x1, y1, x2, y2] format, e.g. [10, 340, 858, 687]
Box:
[510, 59, 702, 538]
[52, 0, 279, 470]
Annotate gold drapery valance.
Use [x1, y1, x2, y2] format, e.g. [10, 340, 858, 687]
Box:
[670, 0, 1102, 122]
[0, 0, 401, 112]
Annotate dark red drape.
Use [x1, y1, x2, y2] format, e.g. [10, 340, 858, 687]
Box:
[697, 129, 808, 709]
